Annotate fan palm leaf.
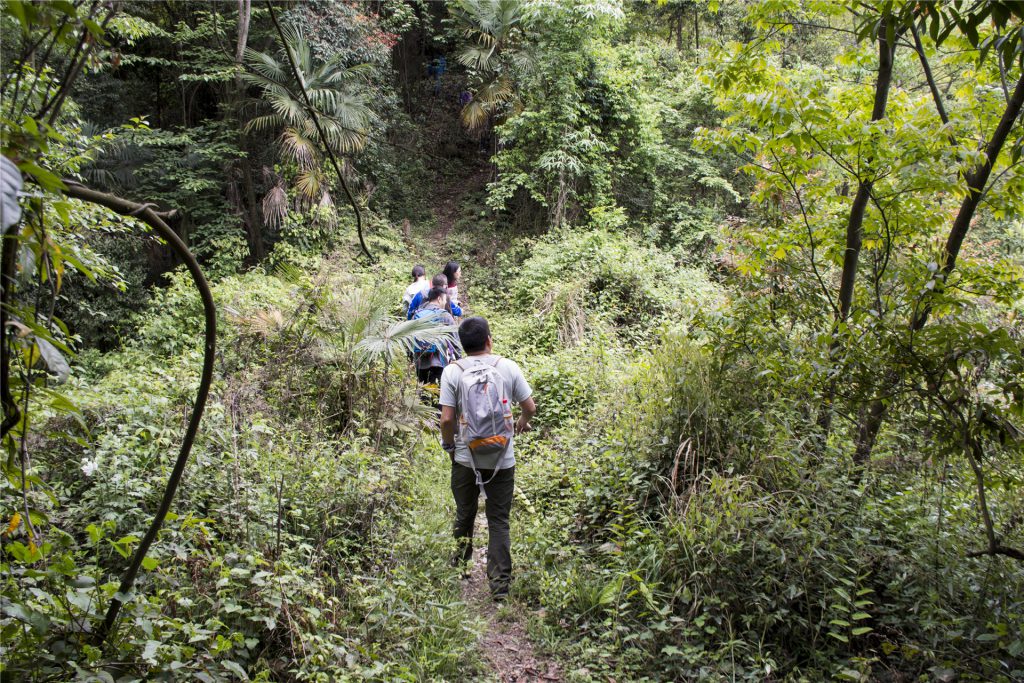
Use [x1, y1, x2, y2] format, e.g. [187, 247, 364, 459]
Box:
[262, 183, 288, 230]
[459, 45, 498, 72]
[478, 76, 514, 104]
[461, 100, 491, 131]
[355, 318, 458, 367]
[244, 26, 373, 154]
[279, 127, 318, 169]
[293, 168, 323, 203]
[244, 24, 377, 234]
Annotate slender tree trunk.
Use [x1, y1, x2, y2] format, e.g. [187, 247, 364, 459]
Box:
[694, 9, 699, 53]
[231, 0, 264, 263]
[816, 18, 896, 441]
[235, 0, 250, 68]
[852, 69, 1024, 464]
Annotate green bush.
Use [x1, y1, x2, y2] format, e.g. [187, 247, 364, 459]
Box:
[525, 330, 1024, 682]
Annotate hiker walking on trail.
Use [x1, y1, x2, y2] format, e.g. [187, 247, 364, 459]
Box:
[412, 287, 457, 385]
[408, 273, 447, 319]
[443, 260, 462, 314]
[402, 264, 429, 314]
[439, 317, 536, 601]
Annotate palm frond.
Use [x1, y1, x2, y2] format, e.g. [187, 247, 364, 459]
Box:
[294, 169, 323, 204]
[245, 114, 284, 135]
[243, 48, 287, 81]
[262, 184, 288, 230]
[461, 100, 491, 131]
[271, 260, 306, 285]
[316, 116, 368, 154]
[458, 45, 497, 72]
[279, 127, 318, 169]
[478, 76, 514, 105]
[355, 318, 458, 366]
[269, 95, 307, 128]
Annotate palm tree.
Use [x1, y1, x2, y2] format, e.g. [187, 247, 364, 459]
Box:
[452, 0, 532, 131]
[242, 26, 373, 221]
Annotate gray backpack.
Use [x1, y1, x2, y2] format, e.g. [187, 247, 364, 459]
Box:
[454, 357, 514, 496]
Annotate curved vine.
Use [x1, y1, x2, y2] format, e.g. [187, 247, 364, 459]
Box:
[59, 180, 217, 645]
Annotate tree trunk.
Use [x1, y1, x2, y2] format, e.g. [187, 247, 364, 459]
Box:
[231, 0, 264, 263]
[693, 8, 699, 53]
[816, 17, 896, 441]
[852, 69, 1024, 462]
[235, 0, 250, 68]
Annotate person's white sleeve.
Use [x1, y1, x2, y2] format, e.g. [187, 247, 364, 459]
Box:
[508, 361, 533, 404]
[439, 366, 457, 407]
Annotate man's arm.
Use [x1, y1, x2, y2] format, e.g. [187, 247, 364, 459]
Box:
[515, 397, 536, 434]
[440, 405, 458, 456]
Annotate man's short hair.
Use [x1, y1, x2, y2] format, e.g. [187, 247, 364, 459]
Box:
[459, 316, 490, 353]
[427, 287, 446, 302]
[412, 264, 425, 279]
[431, 273, 448, 289]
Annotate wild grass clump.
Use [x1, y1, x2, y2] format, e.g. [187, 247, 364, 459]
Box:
[495, 228, 719, 354]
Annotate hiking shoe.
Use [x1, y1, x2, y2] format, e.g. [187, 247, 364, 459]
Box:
[491, 587, 509, 602]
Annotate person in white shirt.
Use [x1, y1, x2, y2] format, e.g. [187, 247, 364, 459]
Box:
[439, 316, 536, 600]
[402, 264, 430, 314]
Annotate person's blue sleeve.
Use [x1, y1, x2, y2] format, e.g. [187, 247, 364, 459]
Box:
[406, 292, 424, 319]
[450, 302, 462, 317]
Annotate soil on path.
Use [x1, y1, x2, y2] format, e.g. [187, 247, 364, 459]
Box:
[462, 515, 564, 683]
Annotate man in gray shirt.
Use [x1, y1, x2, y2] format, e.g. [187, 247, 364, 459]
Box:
[439, 316, 536, 600]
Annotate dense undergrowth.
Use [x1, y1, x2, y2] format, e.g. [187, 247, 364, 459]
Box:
[478, 225, 1024, 682]
[4, 246, 492, 680]
[6, 203, 1021, 680]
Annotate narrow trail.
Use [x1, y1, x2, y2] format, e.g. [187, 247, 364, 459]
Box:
[407, 87, 564, 680]
[431, 162, 491, 242]
[462, 516, 564, 683]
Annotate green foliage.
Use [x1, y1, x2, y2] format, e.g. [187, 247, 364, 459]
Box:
[521, 330, 1024, 681]
[1, 261, 468, 680]
[494, 228, 717, 354]
[4, 1, 1024, 681]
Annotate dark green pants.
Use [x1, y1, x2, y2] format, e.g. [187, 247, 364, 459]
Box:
[451, 462, 514, 595]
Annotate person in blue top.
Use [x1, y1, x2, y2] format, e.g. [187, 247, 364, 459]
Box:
[433, 55, 446, 95]
[412, 287, 457, 385]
